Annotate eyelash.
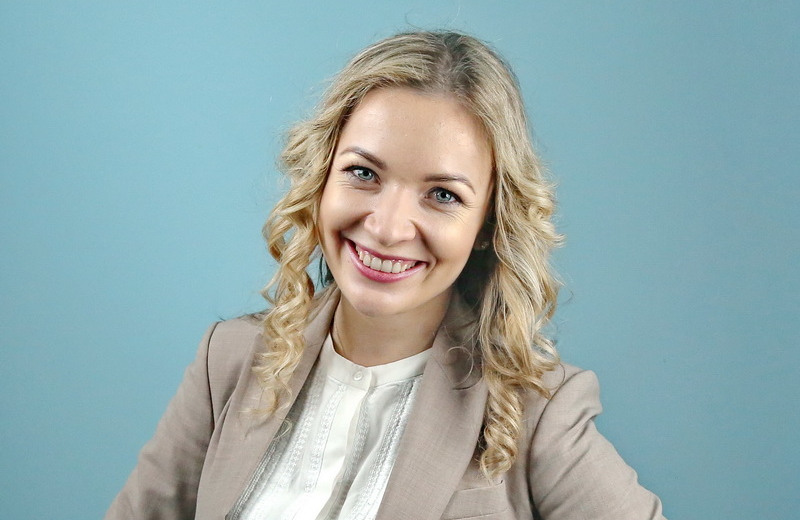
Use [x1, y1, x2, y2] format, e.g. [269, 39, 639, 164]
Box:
[343, 165, 376, 182]
[430, 187, 461, 205]
[342, 165, 463, 206]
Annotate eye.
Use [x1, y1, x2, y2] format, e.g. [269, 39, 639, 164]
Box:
[431, 187, 461, 205]
[344, 165, 376, 182]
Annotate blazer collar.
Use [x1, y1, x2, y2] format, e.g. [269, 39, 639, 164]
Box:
[252, 283, 340, 416]
[224, 286, 340, 517]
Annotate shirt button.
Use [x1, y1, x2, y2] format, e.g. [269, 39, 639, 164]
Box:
[353, 371, 364, 381]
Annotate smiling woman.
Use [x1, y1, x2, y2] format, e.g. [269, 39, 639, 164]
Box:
[105, 31, 667, 520]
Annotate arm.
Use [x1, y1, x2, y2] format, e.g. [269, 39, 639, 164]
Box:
[528, 369, 666, 520]
[104, 323, 219, 520]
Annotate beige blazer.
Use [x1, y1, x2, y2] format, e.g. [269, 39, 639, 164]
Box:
[106, 288, 666, 519]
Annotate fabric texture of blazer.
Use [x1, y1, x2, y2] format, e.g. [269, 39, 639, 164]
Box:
[106, 287, 666, 520]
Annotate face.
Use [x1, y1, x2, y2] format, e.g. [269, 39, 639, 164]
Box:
[317, 87, 493, 320]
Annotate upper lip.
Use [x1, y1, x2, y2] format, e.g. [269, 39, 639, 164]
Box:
[349, 240, 422, 264]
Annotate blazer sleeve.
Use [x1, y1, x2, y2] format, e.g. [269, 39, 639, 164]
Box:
[104, 322, 219, 520]
[528, 369, 667, 520]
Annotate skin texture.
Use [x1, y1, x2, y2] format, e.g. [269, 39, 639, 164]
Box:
[317, 87, 493, 366]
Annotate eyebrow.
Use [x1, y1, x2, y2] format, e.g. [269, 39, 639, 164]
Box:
[338, 146, 386, 170]
[423, 174, 476, 195]
[338, 146, 477, 195]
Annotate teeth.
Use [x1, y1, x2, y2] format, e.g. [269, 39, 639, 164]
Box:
[354, 244, 417, 274]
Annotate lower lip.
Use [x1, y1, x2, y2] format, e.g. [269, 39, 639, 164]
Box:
[346, 240, 425, 283]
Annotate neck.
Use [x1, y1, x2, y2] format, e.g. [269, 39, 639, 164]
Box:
[331, 291, 451, 367]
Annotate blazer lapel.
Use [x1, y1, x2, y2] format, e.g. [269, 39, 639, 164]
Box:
[222, 287, 340, 517]
[376, 302, 488, 520]
[240, 285, 339, 433]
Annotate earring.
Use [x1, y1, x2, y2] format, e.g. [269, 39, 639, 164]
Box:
[474, 240, 491, 251]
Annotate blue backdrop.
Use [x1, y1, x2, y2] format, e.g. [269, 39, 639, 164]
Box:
[2, 2, 798, 518]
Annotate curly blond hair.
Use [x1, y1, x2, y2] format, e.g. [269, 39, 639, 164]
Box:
[257, 31, 562, 478]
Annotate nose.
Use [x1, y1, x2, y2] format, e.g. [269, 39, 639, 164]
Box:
[363, 189, 417, 247]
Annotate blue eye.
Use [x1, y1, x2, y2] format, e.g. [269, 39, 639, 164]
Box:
[345, 166, 375, 182]
[432, 188, 460, 204]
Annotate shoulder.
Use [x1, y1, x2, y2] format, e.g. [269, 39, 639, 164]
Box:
[199, 316, 264, 411]
[206, 315, 263, 353]
[518, 364, 667, 518]
[521, 362, 602, 430]
[543, 362, 599, 400]
[205, 315, 263, 364]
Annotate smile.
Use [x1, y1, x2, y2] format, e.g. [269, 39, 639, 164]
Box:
[354, 243, 418, 274]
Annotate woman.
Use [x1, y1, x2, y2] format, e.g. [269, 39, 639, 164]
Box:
[106, 31, 666, 519]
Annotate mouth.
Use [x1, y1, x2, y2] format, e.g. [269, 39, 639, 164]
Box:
[353, 242, 420, 274]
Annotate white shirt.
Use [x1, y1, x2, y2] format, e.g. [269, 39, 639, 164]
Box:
[237, 335, 430, 520]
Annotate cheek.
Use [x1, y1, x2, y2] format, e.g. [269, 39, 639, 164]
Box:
[434, 224, 482, 267]
[318, 183, 341, 232]
[317, 192, 361, 251]
[318, 199, 343, 236]
[320, 184, 370, 229]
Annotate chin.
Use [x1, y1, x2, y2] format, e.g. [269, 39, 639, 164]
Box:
[342, 290, 408, 318]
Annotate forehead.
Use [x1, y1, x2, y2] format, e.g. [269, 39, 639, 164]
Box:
[336, 87, 493, 188]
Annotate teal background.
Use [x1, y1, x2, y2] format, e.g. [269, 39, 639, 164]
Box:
[1, 1, 798, 518]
